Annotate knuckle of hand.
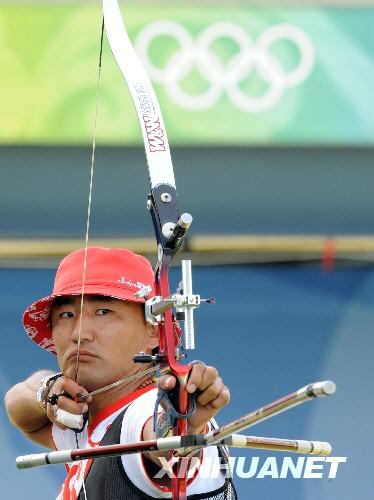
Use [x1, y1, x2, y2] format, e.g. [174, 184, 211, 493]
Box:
[206, 366, 219, 380]
[60, 378, 69, 390]
[211, 400, 221, 410]
[211, 381, 222, 396]
[222, 389, 230, 404]
[209, 377, 221, 393]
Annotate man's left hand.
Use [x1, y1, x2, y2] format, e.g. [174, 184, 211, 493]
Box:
[159, 364, 230, 434]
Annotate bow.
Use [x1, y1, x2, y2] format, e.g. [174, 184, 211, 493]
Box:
[103, 1, 198, 497]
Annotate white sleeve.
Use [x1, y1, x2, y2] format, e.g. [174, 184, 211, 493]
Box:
[120, 389, 226, 498]
[52, 423, 90, 466]
[52, 425, 80, 452]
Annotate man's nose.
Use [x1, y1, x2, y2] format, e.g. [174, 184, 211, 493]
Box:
[70, 313, 94, 343]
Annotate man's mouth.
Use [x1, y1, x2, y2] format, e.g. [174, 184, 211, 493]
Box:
[67, 350, 98, 362]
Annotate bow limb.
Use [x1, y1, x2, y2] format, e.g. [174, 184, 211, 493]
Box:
[103, 1, 192, 498]
[103, 0, 175, 186]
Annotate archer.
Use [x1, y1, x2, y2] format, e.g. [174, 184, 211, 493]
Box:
[4, 246, 237, 499]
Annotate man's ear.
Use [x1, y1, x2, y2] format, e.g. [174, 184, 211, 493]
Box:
[145, 323, 159, 352]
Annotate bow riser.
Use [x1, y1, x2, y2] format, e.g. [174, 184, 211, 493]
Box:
[154, 242, 191, 500]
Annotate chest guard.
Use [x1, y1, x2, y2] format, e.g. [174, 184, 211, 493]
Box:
[78, 407, 237, 499]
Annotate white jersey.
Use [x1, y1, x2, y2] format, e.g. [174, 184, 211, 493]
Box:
[52, 386, 225, 499]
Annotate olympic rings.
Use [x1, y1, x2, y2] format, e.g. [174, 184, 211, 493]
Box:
[135, 21, 315, 113]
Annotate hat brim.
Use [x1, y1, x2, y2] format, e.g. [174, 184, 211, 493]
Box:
[23, 285, 147, 355]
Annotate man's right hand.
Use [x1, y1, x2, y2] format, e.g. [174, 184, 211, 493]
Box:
[46, 377, 92, 430]
[4, 370, 85, 448]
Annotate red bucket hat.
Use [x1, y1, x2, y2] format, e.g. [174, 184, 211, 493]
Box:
[23, 247, 155, 355]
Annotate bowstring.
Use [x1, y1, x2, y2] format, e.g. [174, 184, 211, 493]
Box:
[74, 18, 105, 384]
[74, 17, 105, 500]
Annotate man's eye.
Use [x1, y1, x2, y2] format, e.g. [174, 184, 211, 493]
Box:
[96, 309, 112, 316]
[59, 311, 74, 318]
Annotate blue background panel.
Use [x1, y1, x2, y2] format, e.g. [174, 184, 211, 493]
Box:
[0, 265, 372, 499]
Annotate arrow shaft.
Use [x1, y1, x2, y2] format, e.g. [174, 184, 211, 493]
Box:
[16, 381, 335, 470]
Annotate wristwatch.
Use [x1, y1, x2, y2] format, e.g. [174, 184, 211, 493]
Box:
[36, 372, 63, 409]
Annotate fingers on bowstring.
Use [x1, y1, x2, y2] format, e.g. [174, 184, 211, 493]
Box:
[59, 378, 92, 403]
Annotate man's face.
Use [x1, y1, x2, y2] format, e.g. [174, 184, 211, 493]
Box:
[51, 295, 157, 391]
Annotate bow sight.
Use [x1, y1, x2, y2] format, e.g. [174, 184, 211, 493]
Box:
[133, 221, 215, 363]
